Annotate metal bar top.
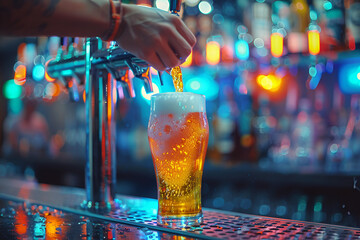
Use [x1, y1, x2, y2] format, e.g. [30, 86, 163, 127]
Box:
[0, 178, 359, 239]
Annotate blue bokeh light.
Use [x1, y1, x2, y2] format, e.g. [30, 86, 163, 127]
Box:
[185, 74, 219, 101]
[32, 64, 45, 81]
[235, 39, 250, 61]
[339, 63, 360, 94]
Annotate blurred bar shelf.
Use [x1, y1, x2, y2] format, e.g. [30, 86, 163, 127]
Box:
[1, 177, 360, 239]
[1, 156, 358, 189]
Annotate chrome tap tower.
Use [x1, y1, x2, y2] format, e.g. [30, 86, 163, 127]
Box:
[47, 38, 153, 209]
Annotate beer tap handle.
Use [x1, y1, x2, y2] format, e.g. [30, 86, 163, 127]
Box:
[119, 70, 135, 98]
[105, 63, 135, 98]
[73, 72, 85, 86]
[158, 71, 164, 86]
[125, 59, 143, 77]
[66, 38, 76, 58]
[58, 75, 80, 102]
[139, 67, 153, 93]
[69, 78, 80, 102]
[123, 58, 153, 93]
[55, 37, 67, 61]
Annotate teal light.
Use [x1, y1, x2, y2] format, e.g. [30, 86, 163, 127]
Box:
[310, 10, 318, 21]
[323, 1, 332, 10]
[309, 66, 317, 77]
[185, 75, 219, 101]
[330, 143, 339, 154]
[235, 39, 250, 61]
[190, 80, 201, 90]
[8, 98, 23, 114]
[308, 64, 322, 90]
[298, 199, 307, 212]
[3, 79, 22, 99]
[32, 64, 45, 81]
[314, 202, 322, 212]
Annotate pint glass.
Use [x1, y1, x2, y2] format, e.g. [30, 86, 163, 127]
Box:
[148, 92, 209, 227]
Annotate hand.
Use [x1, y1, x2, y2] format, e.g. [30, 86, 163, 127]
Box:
[115, 4, 196, 71]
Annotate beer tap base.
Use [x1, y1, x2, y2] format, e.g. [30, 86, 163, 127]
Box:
[80, 198, 126, 212]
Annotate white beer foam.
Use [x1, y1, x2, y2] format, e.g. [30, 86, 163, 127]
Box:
[150, 92, 205, 117]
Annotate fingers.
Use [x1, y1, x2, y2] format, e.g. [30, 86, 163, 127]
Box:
[145, 52, 167, 71]
[171, 15, 196, 47]
[156, 42, 182, 69]
[168, 30, 192, 63]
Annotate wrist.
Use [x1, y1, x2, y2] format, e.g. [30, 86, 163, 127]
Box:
[114, 3, 129, 40]
[101, 0, 122, 41]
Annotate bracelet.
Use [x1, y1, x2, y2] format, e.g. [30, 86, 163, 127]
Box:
[102, 0, 122, 42]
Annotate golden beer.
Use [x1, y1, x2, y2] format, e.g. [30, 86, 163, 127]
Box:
[148, 92, 209, 227]
[170, 66, 183, 92]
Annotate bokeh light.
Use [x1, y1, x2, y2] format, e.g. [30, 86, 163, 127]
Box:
[181, 51, 193, 67]
[45, 82, 60, 97]
[256, 74, 282, 92]
[235, 39, 249, 60]
[141, 83, 160, 102]
[271, 33, 284, 58]
[308, 30, 320, 55]
[155, 0, 169, 11]
[32, 65, 45, 81]
[45, 59, 56, 82]
[199, 1, 212, 14]
[3, 79, 22, 99]
[185, 74, 219, 100]
[206, 41, 220, 65]
[185, 0, 200, 7]
[14, 65, 26, 85]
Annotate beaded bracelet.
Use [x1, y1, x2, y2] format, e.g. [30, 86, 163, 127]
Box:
[102, 0, 122, 42]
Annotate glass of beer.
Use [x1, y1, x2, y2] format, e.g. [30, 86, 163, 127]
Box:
[148, 92, 209, 227]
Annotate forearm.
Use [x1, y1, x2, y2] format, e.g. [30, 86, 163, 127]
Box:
[0, 0, 110, 38]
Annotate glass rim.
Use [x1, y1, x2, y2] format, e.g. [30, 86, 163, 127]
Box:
[151, 92, 205, 99]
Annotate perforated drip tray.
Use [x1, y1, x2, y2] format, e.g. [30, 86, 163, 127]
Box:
[1, 179, 360, 239]
[110, 208, 360, 239]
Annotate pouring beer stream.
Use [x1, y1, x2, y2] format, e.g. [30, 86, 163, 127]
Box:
[170, 66, 184, 92]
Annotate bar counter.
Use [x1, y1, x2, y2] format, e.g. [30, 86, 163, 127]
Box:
[0, 178, 359, 239]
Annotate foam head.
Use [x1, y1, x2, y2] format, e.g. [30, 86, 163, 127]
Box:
[150, 92, 206, 117]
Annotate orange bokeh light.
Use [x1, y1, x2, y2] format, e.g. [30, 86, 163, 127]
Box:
[181, 51, 193, 67]
[308, 30, 320, 55]
[15, 207, 28, 236]
[83, 90, 86, 103]
[256, 74, 282, 92]
[45, 59, 56, 82]
[14, 65, 26, 85]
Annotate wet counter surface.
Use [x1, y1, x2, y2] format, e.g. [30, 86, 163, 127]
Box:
[1, 178, 360, 239]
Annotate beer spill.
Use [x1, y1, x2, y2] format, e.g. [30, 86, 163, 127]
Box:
[170, 66, 183, 92]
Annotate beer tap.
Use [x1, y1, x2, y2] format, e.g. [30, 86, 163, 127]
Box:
[46, 37, 152, 210]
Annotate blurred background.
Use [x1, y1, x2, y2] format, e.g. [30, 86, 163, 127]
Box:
[1, 0, 360, 228]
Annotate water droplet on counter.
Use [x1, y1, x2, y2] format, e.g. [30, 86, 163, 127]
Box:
[354, 177, 360, 191]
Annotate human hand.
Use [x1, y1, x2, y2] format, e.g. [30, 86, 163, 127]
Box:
[115, 4, 196, 71]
